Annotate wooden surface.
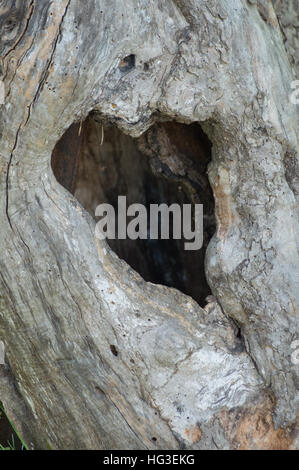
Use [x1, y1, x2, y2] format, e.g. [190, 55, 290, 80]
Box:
[0, 0, 297, 449]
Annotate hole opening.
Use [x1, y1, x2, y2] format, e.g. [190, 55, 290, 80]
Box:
[52, 117, 216, 307]
[110, 345, 118, 357]
[118, 54, 136, 72]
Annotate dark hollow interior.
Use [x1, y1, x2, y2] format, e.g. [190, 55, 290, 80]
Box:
[0, 406, 23, 449]
[52, 117, 215, 307]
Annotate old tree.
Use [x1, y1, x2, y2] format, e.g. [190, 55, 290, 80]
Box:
[0, 0, 298, 449]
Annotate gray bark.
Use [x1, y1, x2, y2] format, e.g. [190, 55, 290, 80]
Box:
[273, 0, 299, 74]
[0, 0, 298, 449]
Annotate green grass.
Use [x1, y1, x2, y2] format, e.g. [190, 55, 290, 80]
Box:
[0, 404, 29, 450]
[0, 433, 18, 450]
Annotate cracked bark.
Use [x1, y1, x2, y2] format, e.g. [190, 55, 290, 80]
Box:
[0, 0, 298, 449]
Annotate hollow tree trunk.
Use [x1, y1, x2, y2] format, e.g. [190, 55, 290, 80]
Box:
[0, 0, 298, 449]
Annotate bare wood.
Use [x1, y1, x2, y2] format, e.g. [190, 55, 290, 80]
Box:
[0, 0, 298, 449]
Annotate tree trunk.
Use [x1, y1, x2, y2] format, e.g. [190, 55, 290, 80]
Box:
[0, 0, 298, 449]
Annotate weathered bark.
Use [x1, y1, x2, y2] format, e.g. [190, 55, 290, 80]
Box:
[0, 0, 298, 449]
[273, 0, 299, 75]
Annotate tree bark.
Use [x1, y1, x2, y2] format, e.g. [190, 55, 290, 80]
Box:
[0, 0, 298, 449]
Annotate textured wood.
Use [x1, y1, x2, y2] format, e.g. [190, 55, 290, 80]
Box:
[0, 0, 298, 449]
[273, 0, 299, 74]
